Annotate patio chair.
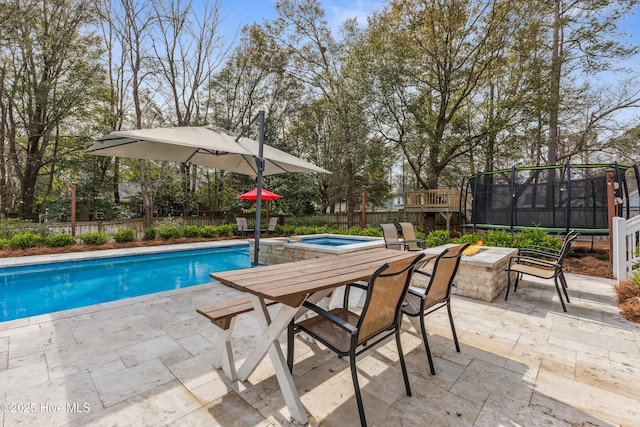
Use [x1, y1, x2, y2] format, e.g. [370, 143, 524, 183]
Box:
[342, 224, 429, 310]
[381, 223, 425, 251]
[235, 217, 254, 238]
[401, 243, 470, 375]
[261, 217, 278, 237]
[287, 252, 426, 427]
[399, 222, 427, 251]
[517, 230, 580, 264]
[505, 231, 579, 312]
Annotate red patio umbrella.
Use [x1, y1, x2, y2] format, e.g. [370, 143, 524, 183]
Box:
[237, 188, 283, 222]
[236, 188, 283, 201]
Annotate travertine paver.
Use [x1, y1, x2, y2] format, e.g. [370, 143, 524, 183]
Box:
[0, 250, 639, 426]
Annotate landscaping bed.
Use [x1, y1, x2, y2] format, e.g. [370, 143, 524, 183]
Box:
[0, 234, 612, 278]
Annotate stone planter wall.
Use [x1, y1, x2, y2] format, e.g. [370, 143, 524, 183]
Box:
[417, 245, 518, 302]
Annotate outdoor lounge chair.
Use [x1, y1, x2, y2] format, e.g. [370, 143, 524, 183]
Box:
[401, 243, 470, 375]
[261, 217, 278, 236]
[399, 222, 427, 250]
[505, 231, 579, 312]
[235, 217, 254, 238]
[381, 223, 425, 251]
[287, 253, 426, 427]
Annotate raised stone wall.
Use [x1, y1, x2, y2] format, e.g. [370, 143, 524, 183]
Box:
[415, 245, 518, 302]
[249, 235, 384, 265]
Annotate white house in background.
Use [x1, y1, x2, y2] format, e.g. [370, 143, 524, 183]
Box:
[379, 187, 405, 212]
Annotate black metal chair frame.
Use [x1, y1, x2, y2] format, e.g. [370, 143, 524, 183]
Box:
[287, 253, 425, 427]
[401, 243, 470, 375]
[505, 231, 579, 312]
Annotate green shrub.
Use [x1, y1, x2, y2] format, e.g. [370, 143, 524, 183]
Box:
[292, 225, 319, 236]
[513, 228, 560, 251]
[156, 217, 185, 239]
[113, 228, 136, 243]
[0, 218, 49, 239]
[184, 225, 201, 238]
[453, 232, 484, 245]
[216, 224, 236, 236]
[143, 226, 157, 240]
[45, 233, 75, 247]
[483, 229, 514, 247]
[158, 225, 182, 239]
[200, 225, 216, 238]
[426, 229, 450, 247]
[0, 238, 8, 248]
[80, 232, 108, 245]
[278, 224, 296, 236]
[9, 232, 44, 249]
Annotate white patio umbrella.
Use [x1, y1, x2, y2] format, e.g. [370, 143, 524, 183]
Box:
[86, 126, 329, 176]
[86, 112, 331, 266]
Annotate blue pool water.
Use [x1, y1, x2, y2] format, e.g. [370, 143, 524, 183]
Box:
[298, 237, 368, 246]
[0, 246, 251, 322]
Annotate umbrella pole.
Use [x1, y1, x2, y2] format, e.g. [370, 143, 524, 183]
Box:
[236, 110, 265, 267]
[253, 111, 265, 267]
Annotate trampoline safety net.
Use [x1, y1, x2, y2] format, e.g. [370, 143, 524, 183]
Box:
[462, 164, 638, 234]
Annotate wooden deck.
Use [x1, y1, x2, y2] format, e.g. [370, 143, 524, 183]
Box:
[404, 189, 463, 213]
[403, 189, 467, 231]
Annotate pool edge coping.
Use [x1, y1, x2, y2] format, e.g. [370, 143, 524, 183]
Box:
[0, 240, 250, 268]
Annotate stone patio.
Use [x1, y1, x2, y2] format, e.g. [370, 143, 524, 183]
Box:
[1, 248, 639, 426]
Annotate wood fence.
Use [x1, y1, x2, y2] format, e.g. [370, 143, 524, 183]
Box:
[41, 212, 424, 236]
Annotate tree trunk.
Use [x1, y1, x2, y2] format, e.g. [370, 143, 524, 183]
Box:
[545, 0, 562, 204]
[181, 163, 191, 216]
[20, 153, 40, 220]
[140, 160, 153, 227]
[113, 157, 120, 205]
[345, 159, 355, 227]
[548, 0, 561, 167]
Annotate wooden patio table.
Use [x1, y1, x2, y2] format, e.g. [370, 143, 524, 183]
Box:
[210, 247, 435, 424]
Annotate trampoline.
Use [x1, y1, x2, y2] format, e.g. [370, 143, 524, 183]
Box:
[460, 163, 639, 235]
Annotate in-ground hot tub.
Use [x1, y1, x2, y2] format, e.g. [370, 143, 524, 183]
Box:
[251, 234, 384, 264]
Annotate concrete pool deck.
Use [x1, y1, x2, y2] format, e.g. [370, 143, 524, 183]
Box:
[1, 244, 639, 426]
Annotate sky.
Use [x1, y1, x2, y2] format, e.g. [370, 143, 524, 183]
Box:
[219, 0, 383, 36]
[218, 0, 640, 125]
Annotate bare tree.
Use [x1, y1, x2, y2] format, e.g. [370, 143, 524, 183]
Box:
[147, 0, 230, 216]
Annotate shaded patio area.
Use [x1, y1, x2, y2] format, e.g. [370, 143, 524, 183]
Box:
[1, 258, 639, 426]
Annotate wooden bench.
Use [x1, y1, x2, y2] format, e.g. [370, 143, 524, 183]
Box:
[197, 296, 277, 379]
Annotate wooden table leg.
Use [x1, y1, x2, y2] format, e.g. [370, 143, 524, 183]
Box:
[238, 295, 307, 424]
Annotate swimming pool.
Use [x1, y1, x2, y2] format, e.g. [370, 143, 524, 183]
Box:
[0, 245, 251, 322]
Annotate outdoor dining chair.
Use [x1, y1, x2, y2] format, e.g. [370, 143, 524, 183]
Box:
[287, 253, 426, 427]
[399, 222, 427, 250]
[341, 224, 429, 310]
[381, 223, 425, 251]
[505, 231, 579, 312]
[235, 217, 254, 238]
[401, 243, 470, 375]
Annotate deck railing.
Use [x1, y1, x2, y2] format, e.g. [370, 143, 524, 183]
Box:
[613, 216, 640, 280]
[404, 189, 462, 211]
